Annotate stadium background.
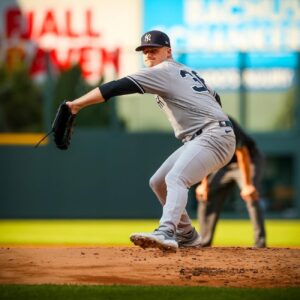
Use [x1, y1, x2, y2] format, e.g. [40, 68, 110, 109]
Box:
[0, 0, 299, 221]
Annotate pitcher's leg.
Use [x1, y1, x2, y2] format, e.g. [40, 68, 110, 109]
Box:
[160, 134, 235, 232]
[149, 146, 194, 233]
[131, 127, 235, 251]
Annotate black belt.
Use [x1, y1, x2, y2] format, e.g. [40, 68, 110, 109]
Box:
[189, 120, 233, 141]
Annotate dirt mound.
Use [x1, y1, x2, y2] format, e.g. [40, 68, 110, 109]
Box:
[0, 246, 299, 287]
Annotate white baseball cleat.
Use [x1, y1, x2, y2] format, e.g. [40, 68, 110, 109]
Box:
[130, 229, 178, 252]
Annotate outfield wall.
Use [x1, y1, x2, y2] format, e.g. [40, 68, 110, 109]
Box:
[0, 131, 181, 219]
[0, 131, 299, 219]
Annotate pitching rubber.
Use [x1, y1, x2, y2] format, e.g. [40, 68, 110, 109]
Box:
[130, 233, 178, 252]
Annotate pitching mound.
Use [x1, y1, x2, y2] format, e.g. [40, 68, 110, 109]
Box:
[0, 246, 299, 287]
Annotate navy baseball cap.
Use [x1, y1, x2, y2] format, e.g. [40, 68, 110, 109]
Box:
[135, 30, 171, 51]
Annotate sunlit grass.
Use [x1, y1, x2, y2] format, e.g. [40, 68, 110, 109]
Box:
[213, 220, 300, 247]
[0, 219, 299, 247]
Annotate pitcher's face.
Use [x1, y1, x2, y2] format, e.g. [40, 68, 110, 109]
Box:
[142, 47, 172, 67]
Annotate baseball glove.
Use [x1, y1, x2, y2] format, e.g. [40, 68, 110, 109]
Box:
[52, 101, 76, 150]
[35, 101, 76, 150]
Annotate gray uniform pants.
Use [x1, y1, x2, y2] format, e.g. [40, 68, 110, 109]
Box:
[149, 124, 236, 234]
[198, 149, 266, 247]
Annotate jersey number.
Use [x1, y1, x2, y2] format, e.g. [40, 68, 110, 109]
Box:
[180, 70, 208, 93]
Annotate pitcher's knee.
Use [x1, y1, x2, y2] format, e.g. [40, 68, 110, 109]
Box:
[149, 175, 164, 193]
[165, 172, 188, 189]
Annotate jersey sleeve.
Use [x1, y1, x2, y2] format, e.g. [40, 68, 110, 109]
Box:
[99, 77, 143, 101]
[127, 63, 171, 97]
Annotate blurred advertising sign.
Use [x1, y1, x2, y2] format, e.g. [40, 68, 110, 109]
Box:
[0, 0, 140, 83]
[144, 0, 300, 90]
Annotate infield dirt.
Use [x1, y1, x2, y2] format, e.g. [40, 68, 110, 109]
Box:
[0, 246, 299, 287]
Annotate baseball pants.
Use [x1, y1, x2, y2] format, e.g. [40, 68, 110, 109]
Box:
[149, 124, 236, 234]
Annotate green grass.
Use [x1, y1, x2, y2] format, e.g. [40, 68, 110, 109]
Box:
[0, 285, 299, 300]
[0, 219, 299, 246]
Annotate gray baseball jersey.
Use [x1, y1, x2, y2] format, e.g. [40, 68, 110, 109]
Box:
[127, 58, 229, 141]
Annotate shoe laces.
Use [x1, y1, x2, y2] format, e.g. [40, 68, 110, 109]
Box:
[153, 228, 174, 238]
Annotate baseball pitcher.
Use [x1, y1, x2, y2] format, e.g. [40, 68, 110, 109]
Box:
[61, 30, 236, 251]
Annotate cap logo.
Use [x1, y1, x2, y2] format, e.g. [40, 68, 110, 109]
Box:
[144, 34, 151, 42]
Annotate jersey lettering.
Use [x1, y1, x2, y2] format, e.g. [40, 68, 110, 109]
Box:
[180, 69, 208, 93]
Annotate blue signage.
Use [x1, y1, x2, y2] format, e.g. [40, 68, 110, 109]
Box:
[143, 0, 299, 89]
